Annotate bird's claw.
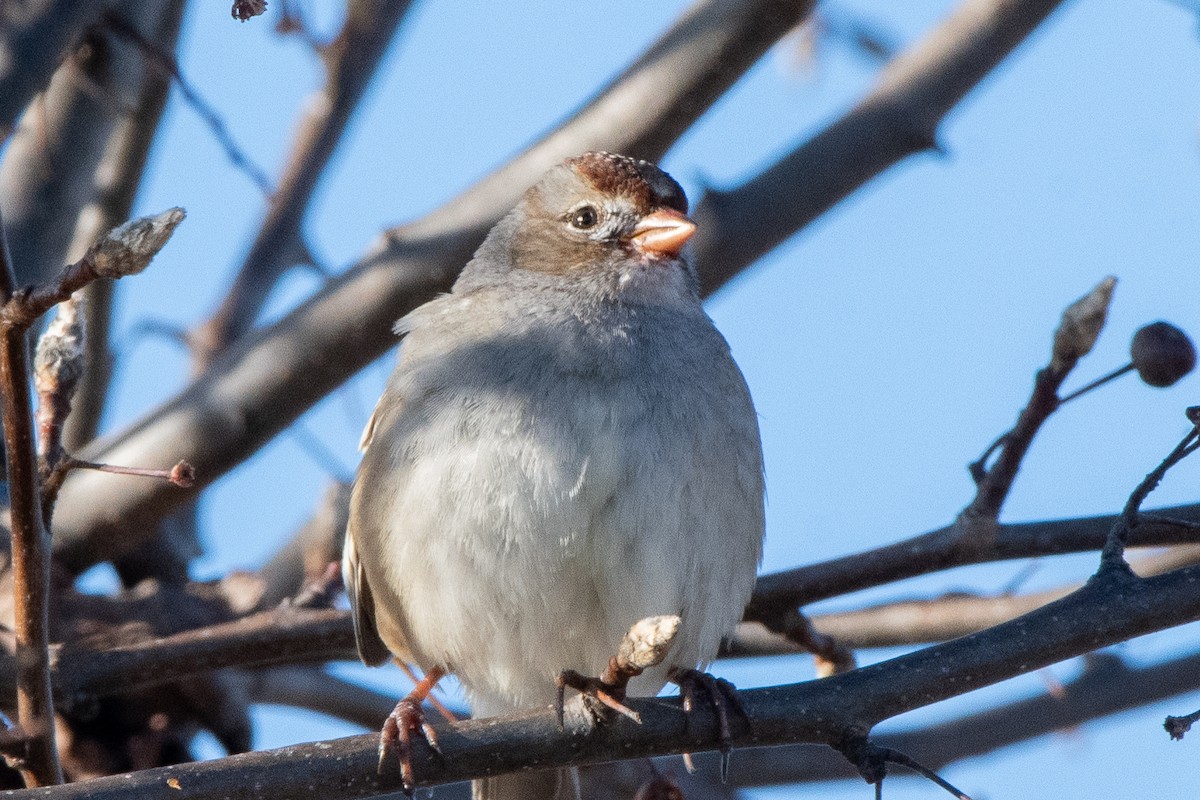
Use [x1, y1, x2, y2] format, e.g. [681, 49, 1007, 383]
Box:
[377, 695, 442, 794]
[556, 667, 642, 729]
[669, 668, 749, 781]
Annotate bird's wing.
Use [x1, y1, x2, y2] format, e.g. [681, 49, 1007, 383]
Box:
[358, 393, 386, 452]
[341, 517, 394, 667]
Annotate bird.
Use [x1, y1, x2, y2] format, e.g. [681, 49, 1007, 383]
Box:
[343, 151, 765, 799]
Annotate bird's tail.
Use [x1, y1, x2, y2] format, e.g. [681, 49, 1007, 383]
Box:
[469, 694, 580, 800]
[473, 767, 579, 800]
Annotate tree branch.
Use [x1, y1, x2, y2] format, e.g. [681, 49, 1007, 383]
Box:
[193, 0, 417, 366]
[62, 0, 188, 453]
[963, 277, 1114, 523]
[689, 0, 1070, 296]
[57, 606, 353, 702]
[0, 606, 352, 707]
[725, 650, 1200, 787]
[733, 543, 1200, 655]
[747, 502, 1200, 618]
[4, 562, 1199, 798]
[0, 0, 177, 290]
[102, 12, 273, 196]
[0, 0, 111, 135]
[0, 211, 63, 786]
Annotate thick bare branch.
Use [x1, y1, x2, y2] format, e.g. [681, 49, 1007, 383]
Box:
[811, 586, 1071, 649]
[741, 535, 1200, 652]
[0, 606, 353, 705]
[49, 0, 818, 573]
[689, 0, 1069, 295]
[0, 1, 111, 135]
[57, 606, 352, 701]
[0, 1, 179, 289]
[194, 0, 417, 366]
[724, 650, 1200, 787]
[256, 481, 350, 609]
[18, 519, 1197, 708]
[747, 502, 1200, 618]
[0, 213, 62, 786]
[3, 563, 1199, 798]
[63, 0, 187, 453]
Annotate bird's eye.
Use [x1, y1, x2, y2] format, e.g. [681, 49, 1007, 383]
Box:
[570, 206, 599, 230]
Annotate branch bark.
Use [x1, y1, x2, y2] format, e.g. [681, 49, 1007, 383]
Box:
[0, 1, 178, 290]
[720, 649, 1200, 788]
[4, 564, 1199, 798]
[0, 0, 111, 135]
[0, 606, 352, 706]
[747, 502, 1200, 618]
[689, 0, 1069, 295]
[0, 213, 63, 786]
[61, 0, 188, 453]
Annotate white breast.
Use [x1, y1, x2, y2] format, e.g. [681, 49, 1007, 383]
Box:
[356, 291, 764, 715]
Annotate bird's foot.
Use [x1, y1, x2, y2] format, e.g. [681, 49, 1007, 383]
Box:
[556, 666, 642, 728]
[668, 667, 749, 781]
[377, 667, 445, 794]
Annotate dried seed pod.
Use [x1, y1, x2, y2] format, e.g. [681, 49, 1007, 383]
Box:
[87, 208, 186, 279]
[1051, 276, 1116, 371]
[1131, 321, 1196, 388]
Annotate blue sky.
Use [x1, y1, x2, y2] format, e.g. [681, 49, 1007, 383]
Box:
[86, 1, 1200, 796]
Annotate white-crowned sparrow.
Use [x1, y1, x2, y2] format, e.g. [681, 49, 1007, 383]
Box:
[344, 152, 765, 799]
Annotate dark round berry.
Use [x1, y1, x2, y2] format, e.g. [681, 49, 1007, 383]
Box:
[1131, 321, 1196, 387]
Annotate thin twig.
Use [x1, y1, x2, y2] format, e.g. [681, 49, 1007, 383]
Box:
[193, 0, 417, 367]
[963, 277, 1115, 523]
[64, 0, 187, 452]
[878, 747, 972, 799]
[102, 12, 274, 196]
[1057, 362, 1135, 404]
[0, 208, 63, 786]
[1099, 413, 1200, 572]
[760, 608, 855, 676]
[834, 736, 973, 799]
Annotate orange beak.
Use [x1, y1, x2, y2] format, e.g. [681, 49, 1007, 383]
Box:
[629, 209, 697, 258]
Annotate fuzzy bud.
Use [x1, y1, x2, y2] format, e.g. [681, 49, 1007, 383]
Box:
[1130, 321, 1196, 388]
[617, 615, 681, 672]
[1051, 276, 1116, 372]
[169, 460, 196, 488]
[33, 296, 85, 402]
[87, 208, 185, 279]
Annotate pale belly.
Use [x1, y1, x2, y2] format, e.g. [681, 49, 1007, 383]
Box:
[367, 374, 762, 715]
